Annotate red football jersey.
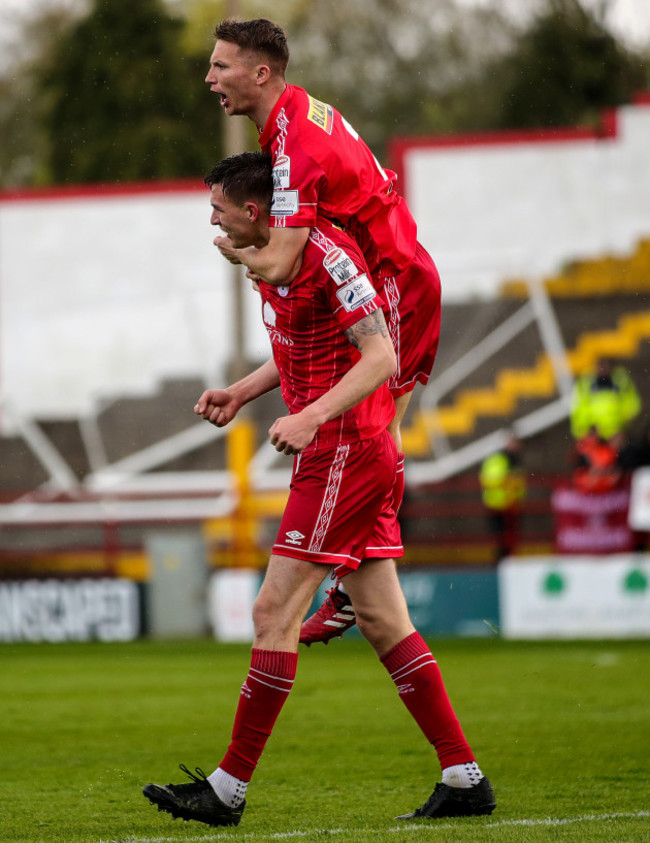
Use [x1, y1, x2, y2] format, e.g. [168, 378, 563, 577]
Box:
[259, 84, 417, 276]
[258, 219, 395, 451]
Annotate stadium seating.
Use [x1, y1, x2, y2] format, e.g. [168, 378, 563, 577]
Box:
[402, 306, 650, 455]
[500, 238, 650, 298]
[401, 237, 650, 458]
[1, 236, 649, 573]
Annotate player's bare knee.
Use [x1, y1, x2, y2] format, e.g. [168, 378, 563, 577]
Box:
[252, 594, 279, 636]
[355, 610, 392, 650]
[356, 619, 380, 650]
[252, 592, 300, 643]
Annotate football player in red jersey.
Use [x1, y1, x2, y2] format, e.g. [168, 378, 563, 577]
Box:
[205, 17, 442, 646]
[142, 152, 494, 828]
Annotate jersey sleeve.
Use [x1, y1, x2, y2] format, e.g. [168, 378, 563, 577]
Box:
[329, 271, 384, 334]
[315, 236, 384, 332]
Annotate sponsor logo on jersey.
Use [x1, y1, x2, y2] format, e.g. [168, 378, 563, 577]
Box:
[324, 248, 358, 285]
[285, 529, 305, 545]
[307, 96, 334, 134]
[266, 329, 294, 347]
[271, 189, 299, 217]
[263, 300, 294, 346]
[272, 154, 291, 189]
[336, 274, 376, 312]
[276, 108, 289, 136]
[263, 301, 277, 327]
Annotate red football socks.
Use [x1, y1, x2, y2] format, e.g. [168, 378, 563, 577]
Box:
[380, 631, 475, 768]
[219, 648, 297, 781]
[218, 634, 473, 781]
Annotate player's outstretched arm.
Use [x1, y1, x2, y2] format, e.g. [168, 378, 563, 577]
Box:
[268, 309, 396, 454]
[195, 359, 281, 427]
[215, 227, 309, 285]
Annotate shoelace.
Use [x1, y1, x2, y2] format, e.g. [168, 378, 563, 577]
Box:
[178, 763, 208, 783]
[324, 587, 338, 608]
[325, 587, 350, 607]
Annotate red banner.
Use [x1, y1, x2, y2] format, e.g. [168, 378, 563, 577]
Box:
[551, 484, 634, 554]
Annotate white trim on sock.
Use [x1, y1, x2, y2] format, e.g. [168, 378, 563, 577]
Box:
[442, 761, 484, 788]
[208, 767, 248, 808]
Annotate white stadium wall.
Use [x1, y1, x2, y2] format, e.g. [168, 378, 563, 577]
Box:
[0, 182, 272, 425]
[391, 94, 650, 301]
[1, 96, 649, 423]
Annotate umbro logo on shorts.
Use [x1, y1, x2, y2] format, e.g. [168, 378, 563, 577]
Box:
[286, 530, 305, 545]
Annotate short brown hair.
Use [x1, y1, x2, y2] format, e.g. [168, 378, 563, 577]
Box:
[205, 152, 274, 214]
[214, 18, 289, 76]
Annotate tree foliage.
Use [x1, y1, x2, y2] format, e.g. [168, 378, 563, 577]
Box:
[285, 0, 514, 156]
[484, 0, 648, 130]
[0, 0, 647, 188]
[284, 0, 648, 151]
[34, 0, 221, 184]
[0, 6, 79, 188]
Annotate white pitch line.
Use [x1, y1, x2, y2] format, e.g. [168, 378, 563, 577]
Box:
[101, 810, 650, 843]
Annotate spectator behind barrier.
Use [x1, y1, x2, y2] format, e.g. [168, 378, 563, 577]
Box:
[572, 431, 621, 493]
[479, 432, 525, 563]
[570, 357, 641, 441]
[570, 357, 641, 492]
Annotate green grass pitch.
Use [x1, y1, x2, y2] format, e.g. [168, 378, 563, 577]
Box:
[1, 637, 649, 842]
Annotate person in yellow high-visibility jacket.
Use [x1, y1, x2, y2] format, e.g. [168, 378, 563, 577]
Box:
[479, 433, 525, 562]
[570, 357, 641, 442]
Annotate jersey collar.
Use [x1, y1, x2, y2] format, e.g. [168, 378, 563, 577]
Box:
[258, 84, 295, 145]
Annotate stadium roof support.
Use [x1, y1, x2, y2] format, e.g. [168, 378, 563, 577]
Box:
[409, 279, 572, 484]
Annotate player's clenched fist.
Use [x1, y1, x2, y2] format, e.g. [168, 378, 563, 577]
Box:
[268, 411, 319, 455]
[194, 389, 240, 427]
[214, 235, 241, 265]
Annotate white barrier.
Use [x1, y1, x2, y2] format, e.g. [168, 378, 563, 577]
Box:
[629, 468, 650, 530]
[499, 555, 650, 639]
[0, 578, 139, 642]
[208, 569, 260, 642]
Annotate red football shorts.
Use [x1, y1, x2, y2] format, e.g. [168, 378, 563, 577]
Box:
[272, 430, 404, 577]
[377, 241, 441, 398]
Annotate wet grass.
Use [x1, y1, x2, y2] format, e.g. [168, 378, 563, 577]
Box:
[1, 637, 649, 842]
